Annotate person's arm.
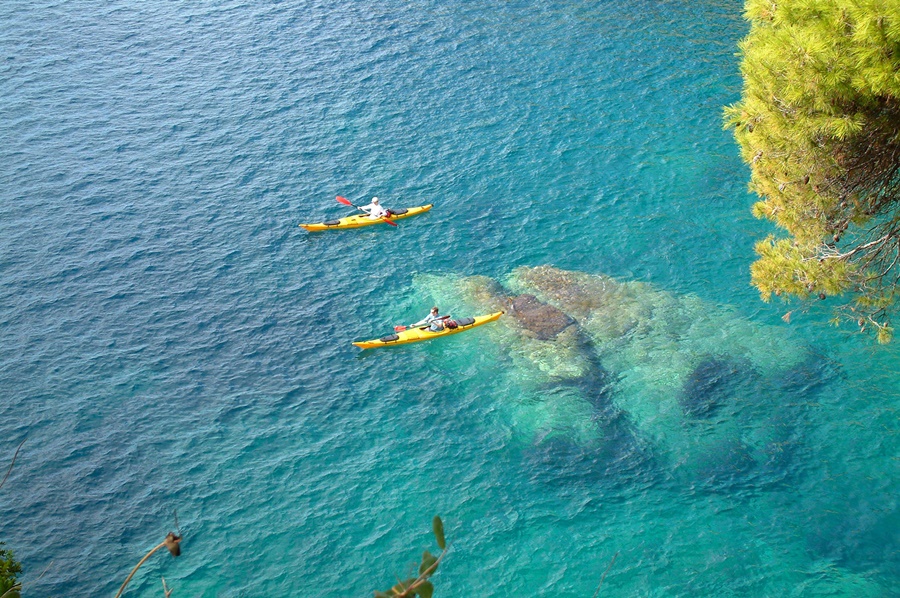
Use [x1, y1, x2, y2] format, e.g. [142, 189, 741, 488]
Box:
[414, 313, 441, 327]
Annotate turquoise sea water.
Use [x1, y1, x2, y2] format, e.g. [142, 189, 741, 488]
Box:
[1, 1, 898, 596]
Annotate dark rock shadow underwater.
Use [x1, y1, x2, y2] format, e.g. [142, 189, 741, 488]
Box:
[521, 412, 663, 495]
[507, 309, 829, 495]
[676, 353, 841, 493]
[520, 351, 837, 498]
[804, 497, 900, 579]
[408, 268, 841, 497]
[681, 355, 757, 419]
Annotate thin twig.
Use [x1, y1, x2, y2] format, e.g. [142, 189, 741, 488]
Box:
[396, 547, 448, 598]
[33, 560, 53, 582]
[0, 558, 53, 598]
[115, 541, 168, 598]
[0, 584, 22, 598]
[173, 510, 181, 537]
[592, 551, 619, 598]
[0, 439, 26, 491]
[818, 233, 892, 261]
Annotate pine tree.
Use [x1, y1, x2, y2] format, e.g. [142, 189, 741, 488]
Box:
[725, 0, 900, 342]
[0, 543, 21, 598]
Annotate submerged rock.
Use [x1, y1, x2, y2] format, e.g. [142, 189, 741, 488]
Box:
[507, 325, 596, 382]
[504, 385, 605, 446]
[507, 294, 575, 340]
[411, 272, 597, 382]
[409, 272, 608, 443]
[506, 265, 806, 374]
[506, 265, 647, 340]
[406, 266, 819, 489]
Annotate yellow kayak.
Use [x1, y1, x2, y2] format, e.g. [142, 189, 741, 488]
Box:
[300, 204, 433, 231]
[353, 311, 503, 349]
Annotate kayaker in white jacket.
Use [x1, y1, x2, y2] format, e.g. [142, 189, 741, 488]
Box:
[414, 307, 448, 332]
[360, 197, 390, 220]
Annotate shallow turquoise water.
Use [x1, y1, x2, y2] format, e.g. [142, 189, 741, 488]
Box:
[1, 1, 897, 596]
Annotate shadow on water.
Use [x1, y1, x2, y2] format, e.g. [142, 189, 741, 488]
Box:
[774, 348, 844, 396]
[805, 501, 900, 578]
[521, 415, 662, 496]
[682, 351, 841, 495]
[776, 355, 900, 578]
[680, 355, 757, 418]
[521, 343, 845, 499]
[521, 336, 664, 493]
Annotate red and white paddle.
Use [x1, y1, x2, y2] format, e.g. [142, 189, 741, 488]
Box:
[336, 195, 397, 227]
[394, 315, 450, 332]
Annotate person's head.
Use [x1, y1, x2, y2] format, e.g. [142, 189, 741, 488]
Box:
[372, 197, 379, 204]
[431, 306, 439, 314]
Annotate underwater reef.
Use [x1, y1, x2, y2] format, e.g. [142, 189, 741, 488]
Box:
[408, 266, 822, 489]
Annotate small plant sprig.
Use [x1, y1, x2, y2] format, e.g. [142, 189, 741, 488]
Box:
[375, 516, 447, 598]
[0, 441, 25, 598]
[0, 544, 22, 598]
[114, 512, 183, 598]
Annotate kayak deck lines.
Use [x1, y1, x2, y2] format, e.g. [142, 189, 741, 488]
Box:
[352, 311, 503, 349]
[300, 204, 433, 231]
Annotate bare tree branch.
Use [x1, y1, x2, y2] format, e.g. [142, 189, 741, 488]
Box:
[0, 439, 26, 492]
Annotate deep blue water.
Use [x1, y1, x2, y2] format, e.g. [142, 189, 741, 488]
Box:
[1, 1, 898, 596]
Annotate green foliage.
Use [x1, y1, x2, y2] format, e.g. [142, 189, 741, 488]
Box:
[375, 517, 447, 598]
[0, 544, 22, 598]
[431, 516, 445, 551]
[419, 551, 438, 576]
[725, 0, 900, 339]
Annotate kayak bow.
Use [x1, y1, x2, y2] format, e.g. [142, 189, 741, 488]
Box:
[352, 311, 503, 349]
[300, 204, 433, 231]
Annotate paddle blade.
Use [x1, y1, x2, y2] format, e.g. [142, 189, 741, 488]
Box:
[383, 217, 398, 227]
[394, 325, 407, 332]
[336, 195, 353, 206]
